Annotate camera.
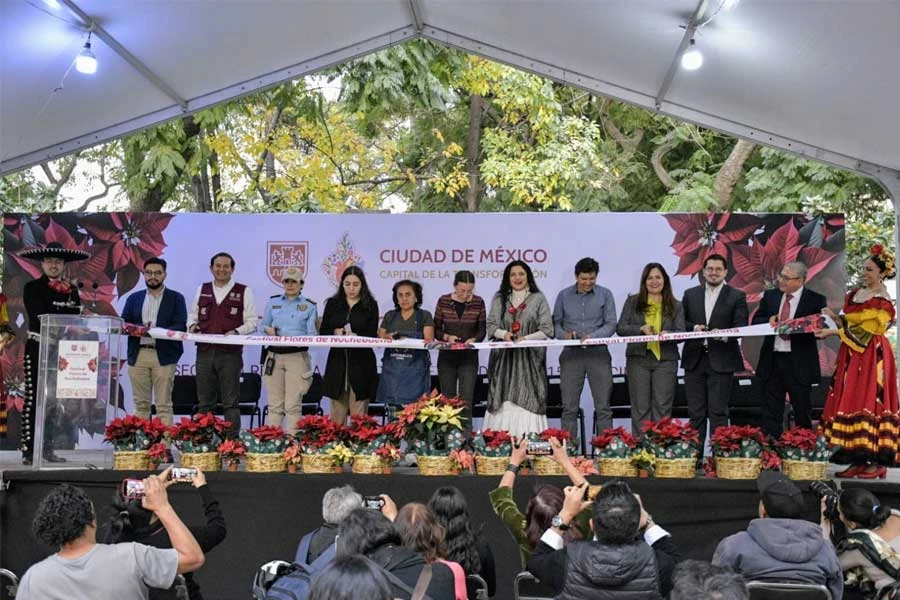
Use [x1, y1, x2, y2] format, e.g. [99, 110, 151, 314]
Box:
[526, 440, 553, 455]
[122, 478, 145, 501]
[363, 496, 384, 510]
[809, 481, 840, 521]
[169, 467, 197, 483]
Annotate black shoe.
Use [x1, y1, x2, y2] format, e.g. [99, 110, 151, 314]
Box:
[43, 452, 67, 463]
[22, 457, 33, 466]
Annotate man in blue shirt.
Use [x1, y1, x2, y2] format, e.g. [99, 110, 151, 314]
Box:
[552, 258, 617, 445]
[261, 267, 318, 435]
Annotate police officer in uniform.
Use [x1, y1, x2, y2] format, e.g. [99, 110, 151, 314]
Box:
[18, 242, 89, 465]
[261, 267, 318, 435]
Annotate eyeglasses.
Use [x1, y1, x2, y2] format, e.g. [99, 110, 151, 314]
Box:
[143, 270, 164, 277]
[778, 273, 801, 280]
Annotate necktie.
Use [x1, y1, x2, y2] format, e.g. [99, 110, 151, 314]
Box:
[779, 293, 793, 341]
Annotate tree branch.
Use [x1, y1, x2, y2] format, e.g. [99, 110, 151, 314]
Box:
[713, 139, 757, 209]
[602, 119, 644, 155]
[464, 93, 485, 212]
[73, 160, 112, 211]
[651, 136, 678, 190]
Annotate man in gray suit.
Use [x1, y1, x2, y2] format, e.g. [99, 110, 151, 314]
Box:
[681, 254, 748, 451]
[552, 257, 617, 445]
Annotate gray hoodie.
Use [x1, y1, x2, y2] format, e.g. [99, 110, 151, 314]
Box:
[713, 517, 843, 600]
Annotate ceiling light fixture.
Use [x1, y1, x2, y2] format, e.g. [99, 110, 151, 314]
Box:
[43, 0, 61, 9]
[75, 31, 97, 74]
[681, 39, 703, 71]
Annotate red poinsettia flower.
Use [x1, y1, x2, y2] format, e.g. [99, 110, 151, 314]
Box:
[218, 439, 247, 463]
[295, 415, 345, 449]
[482, 429, 513, 449]
[147, 442, 170, 465]
[728, 221, 838, 305]
[539, 427, 572, 442]
[641, 417, 700, 446]
[666, 213, 762, 277]
[777, 427, 821, 451]
[591, 426, 639, 450]
[760, 449, 782, 470]
[81, 213, 175, 295]
[247, 425, 286, 443]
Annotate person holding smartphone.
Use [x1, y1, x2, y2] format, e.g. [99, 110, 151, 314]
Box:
[102, 468, 225, 600]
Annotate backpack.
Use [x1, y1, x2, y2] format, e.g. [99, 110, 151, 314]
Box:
[293, 528, 336, 569]
[265, 563, 317, 600]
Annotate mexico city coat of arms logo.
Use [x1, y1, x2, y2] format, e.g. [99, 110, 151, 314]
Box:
[267, 242, 308, 286]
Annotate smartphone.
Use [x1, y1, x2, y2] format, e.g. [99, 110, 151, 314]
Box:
[526, 440, 553, 456]
[169, 467, 197, 483]
[583, 485, 602, 501]
[363, 496, 384, 510]
[264, 355, 276, 376]
[122, 478, 145, 501]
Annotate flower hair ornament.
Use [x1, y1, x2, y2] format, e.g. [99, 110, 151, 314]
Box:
[870, 244, 897, 278]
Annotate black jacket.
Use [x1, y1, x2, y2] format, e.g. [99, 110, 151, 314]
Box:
[319, 297, 379, 400]
[681, 284, 748, 373]
[368, 544, 455, 600]
[752, 287, 826, 384]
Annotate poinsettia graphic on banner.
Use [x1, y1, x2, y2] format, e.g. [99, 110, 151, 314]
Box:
[0, 213, 175, 445]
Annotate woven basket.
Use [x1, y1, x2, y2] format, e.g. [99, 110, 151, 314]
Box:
[782, 459, 828, 481]
[113, 450, 150, 471]
[302, 453, 341, 474]
[716, 457, 762, 480]
[475, 455, 509, 475]
[352, 454, 392, 475]
[654, 458, 697, 479]
[180, 452, 220, 472]
[531, 456, 566, 476]
[597, 457, 639, 478]
[417, 455, 456, 476]
[246, 452, 287, 473]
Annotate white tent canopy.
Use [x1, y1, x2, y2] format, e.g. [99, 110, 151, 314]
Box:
[2, 0, 899, 199]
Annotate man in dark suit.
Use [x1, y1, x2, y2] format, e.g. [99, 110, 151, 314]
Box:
[752, 261, 826, 439]
[122, 257, 187, 425]
[682, 253, 749, 451]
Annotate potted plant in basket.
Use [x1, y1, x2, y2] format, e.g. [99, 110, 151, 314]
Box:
[709, 425, 767, 479]
[147, 442, 170, 469]
[104, 415, 169, 470]
[217, 439, 246, 472]
[591, 427, 640, 477]
[630, 449, 656, 478]
[472, 429, 514, 475]
[776, 427, 832, 480]
[239, 425, 289, 472]
[295, 415, 349, 473]
[283, 436, 302, 473]
[397, 392, 467, 476]
[640, 417, 700, 479]
[346, 416, 402, 474]
[169, 412, 230, 471]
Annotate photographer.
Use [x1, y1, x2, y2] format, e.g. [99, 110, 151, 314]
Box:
[17, 472, 203, 599]
[103, 467, 225, 600]
[821, 487, 900, 599]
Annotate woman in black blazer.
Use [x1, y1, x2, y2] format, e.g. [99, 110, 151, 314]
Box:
[617, 263, 685, 436]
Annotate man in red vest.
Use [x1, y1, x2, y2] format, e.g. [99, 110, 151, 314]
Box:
[187, 252, 258, 438]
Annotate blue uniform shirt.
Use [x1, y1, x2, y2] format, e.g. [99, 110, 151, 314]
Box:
[262, 294, 318, 336]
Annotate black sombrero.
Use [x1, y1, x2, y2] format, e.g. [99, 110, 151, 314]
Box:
[18, 242, 89, 262]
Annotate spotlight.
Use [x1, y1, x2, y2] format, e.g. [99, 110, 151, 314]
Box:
[75, 35, 97, 74]
[43, 0, 61, 9]
[681, 39, 703, 71]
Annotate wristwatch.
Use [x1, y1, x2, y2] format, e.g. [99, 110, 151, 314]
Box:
[506, 463, 520, 474]
[641, 513, 654, 533]
[551, 513, 571, 531]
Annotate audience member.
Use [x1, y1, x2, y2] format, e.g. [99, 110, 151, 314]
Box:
[670, 560, 749, 600]
[394, 503, 467, 600]
[428, 486, 496, 597]
[307, 555, 393, 600]
[17, 473, 204, 599]
[713, 471, 842, 599]
[295, 485, 363, 566]
[489, 437, 591, 568]
[336, 507, 456, 600]
[526, 480, 681, 599]
[103, 468, 225, 600]
[824, 487, 900, 599]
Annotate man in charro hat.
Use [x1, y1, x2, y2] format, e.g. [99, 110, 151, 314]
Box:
[18, 241, 89, 465]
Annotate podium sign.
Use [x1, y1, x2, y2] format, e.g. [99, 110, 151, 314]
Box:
[32, 314, 123, 469]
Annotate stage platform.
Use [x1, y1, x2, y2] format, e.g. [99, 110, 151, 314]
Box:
[2, 467, 897, 600]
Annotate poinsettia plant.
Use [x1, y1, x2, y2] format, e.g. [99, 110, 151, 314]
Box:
[283, 437, 302, 466]
[239, 425, 288, 454]
[217, 439, 246, 465]
[570, 456, 599, 475]
[147, 442, 170, 467]
[538, 427, 572, 444]
[776, 427, 832, 462]
[346, 416, 403, 460]
[472, 429, 513, 457]
[450, 448, 475, 473]
[398, 392, 467, 456]
[104, 415, 169, 452]
[710, 425, 767, 458]
[169, 412, 230, 453]
[631, 449, 656, 472]
[591, 427, 640, 459]
[641, 417, 701, 459]
[295, 415, 346, 454]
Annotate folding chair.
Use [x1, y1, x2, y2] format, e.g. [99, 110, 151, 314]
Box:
[466, 573, 489, 600]
[747, 581, 832, 600]
[514, 572, 554, 600]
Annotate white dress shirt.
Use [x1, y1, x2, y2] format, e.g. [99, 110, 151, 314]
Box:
[140, 286, 165, 347]
[773, 286, 803, 353]
[704, 283, 724, 326]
